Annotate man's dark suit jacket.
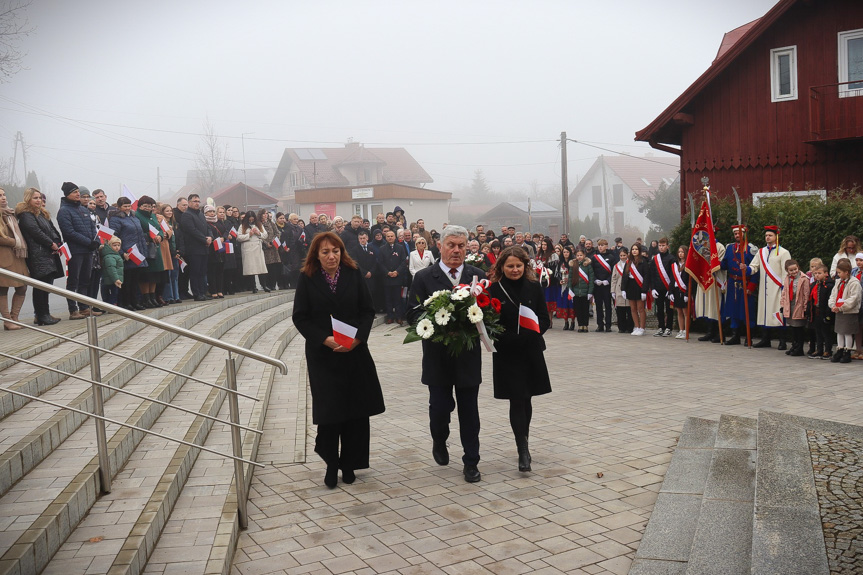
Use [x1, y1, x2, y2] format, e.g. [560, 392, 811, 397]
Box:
[377, 242, 407, 285]
[407, 263, 487, 389]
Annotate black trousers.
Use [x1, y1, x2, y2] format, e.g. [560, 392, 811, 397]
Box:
[384, 284, 404, 320]
[594, 284, 612, 329]
[814, 318, 832, 351]
[207, 259, 224, 295]
[187, 254, 208, 297]
[65, 253, 92, 311]
[266, 262, 281, 289]
[616, 306, 633, 332]
[429, 383, 480, 466]
[31, 275, 54, 317]
[314, 418, 371, 471]
[655, 293, 672, 330]
[574, 296, 590, 327]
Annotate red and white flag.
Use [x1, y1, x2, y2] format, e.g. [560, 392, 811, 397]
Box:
[58, 242, 72, 261]
[213, 237, 224, 251]
[518, 304, 540, 333]
[229, 227, 238, 239]
[225, 242, 235, 254]
[331, 317, 358, 348]
[178, 257, 187, 272]
[122, 184, 138, 211]
[96, 224, 114, 242]
[272, 237, 281, 249]
[160, 218, 170, 233]
[148, 223, 160, 241]
[127, 245, 145, 265]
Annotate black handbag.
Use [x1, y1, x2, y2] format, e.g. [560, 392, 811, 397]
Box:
[147, 242, 158, 259]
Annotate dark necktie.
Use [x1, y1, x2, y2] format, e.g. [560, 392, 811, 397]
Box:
[449, 268, 458, 279]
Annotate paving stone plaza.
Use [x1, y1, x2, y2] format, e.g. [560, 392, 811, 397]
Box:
[235, 322, 863, 575]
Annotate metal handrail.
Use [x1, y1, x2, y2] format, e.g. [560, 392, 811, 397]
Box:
[0, 351, 263, 435]
[0, 384, 264, 467]
[1, 316, 260, 401]
[0, 268, 288, 375]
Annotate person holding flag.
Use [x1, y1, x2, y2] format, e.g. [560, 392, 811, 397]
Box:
[743, 225, 792, 349]
[134, 196, 167, 308]
[488, 246, 551, 472]
[686, 200, 725, 343]
[107, 197, 148, 309]
[292, 231, 385, 489]
[236, 210, 268, 294]
[721, 225, 758, 345]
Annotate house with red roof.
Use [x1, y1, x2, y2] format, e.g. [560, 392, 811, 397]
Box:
[270, 141, 434, 213]
[569, 155, 680, 237]
[636, 0, 863, 207]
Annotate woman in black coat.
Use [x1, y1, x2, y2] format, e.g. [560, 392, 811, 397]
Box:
[488, 246, 551, 473]
[292, 231, 385, 488]
[15, 188, 63, 325]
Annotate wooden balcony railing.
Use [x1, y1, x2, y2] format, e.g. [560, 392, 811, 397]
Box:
[809, 81, 863, 142]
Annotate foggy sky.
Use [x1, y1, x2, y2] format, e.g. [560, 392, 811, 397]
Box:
[1, 0, 777, 204]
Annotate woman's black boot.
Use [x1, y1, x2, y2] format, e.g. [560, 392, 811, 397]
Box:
[516, 436, 531, 472]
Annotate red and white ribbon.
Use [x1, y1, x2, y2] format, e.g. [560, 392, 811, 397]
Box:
[759, 247, 783, 288]
[653, 255, 670, 289]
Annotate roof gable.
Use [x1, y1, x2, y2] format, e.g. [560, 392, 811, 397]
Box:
[570, 155, 679, 201]
[636, 0, 796, 145]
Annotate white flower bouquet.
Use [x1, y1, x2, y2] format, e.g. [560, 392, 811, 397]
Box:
[404, 280, 503, 356]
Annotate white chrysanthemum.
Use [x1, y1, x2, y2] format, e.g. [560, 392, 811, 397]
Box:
[416, 318, 435, 339]
[424, 290, 449, 306]
[467, 304, 483, 324]
[434, 308, 452, 326]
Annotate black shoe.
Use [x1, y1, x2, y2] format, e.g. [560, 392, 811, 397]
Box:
[36, 315, 60, 326]
[806, 344, 816, 356]
[463, 465, 481, 483]
[204, 294, 213, 300]
[517, 437, 531, 472]
[726, 333, 741, 345]
[194, 296, 206, 302]
[341, 468, 356, 484]
[432, 442, 449, 466]
[790, 344, 804, 357]
[830, 349, 843, 363]
[324, 466, 338, 488]
[133, 303, 146, 311]
[808, 348, 822, 358]
[594, 326, 604, 332]
[180, 292, 193, 300]
[752, 338, 771, 348]
[697, 333, 712, 341]
[777, 341, 787, 351]
[263, 287, 272, 293]
[840, 349, 852, 363]
[252, 288, 258, 294]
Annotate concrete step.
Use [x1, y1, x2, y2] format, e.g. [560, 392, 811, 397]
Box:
[0, 296, 266, 500]
[684, 415, 756, 575]
[751, 410, 837, 575]
[629, 417, 718, 575]
[0, 293, 291, 575]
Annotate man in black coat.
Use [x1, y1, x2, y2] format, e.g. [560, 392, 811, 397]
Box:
[341, 215, 362, 254]
[648, 237, 676, 337]
[351, 230, 381, 310]
[377, 230, 407, 324]
[179, 194, 212, 300]
[590, 239, 618, 332]
[407, 225, 486, 483]
[174, 197, 193, 299]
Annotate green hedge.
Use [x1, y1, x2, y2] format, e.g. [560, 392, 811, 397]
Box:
[669, 189, 863, 268]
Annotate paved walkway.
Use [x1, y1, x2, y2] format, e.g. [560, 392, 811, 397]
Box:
[233, 325, 863, 575]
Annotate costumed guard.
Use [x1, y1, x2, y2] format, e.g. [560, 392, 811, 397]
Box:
[721, 224, 758, 345]
[694, 229, 726, 342]
[745, 225, 792, 349]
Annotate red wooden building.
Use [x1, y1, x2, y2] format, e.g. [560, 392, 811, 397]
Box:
[635, 0, 863, 206]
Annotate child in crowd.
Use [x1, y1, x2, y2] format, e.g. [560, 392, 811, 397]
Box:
[101, 236, 124, 306]
[568, 248, 594, 332]
[672, 246, 690, 339]
[780, 259, 809, 356]
[808, 263, 834, 359]
[805, 258, 823, 355]
[610, 246, 633, 333]
[828, 259, 861, 363]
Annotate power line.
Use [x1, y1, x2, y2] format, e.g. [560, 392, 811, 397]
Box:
[566, 139, 679, 166]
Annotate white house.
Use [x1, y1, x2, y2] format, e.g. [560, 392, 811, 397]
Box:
[569, 155, 680, 237]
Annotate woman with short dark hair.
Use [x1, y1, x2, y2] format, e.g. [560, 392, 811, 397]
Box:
[293, 231, 385, 488]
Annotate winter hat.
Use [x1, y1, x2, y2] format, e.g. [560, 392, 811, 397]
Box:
[78, 186, 91, 197]
[61, 182, 79, 196]
[203, 205, 216, 213]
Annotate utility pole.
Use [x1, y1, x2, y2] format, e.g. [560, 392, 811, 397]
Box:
[156, 167, 161, 201]
[560, 132, 569, 235]
[241, 132, 253, 211]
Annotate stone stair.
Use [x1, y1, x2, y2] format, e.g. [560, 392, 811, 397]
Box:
[0, 292, 296, 575]
[629, 410, 863, 574]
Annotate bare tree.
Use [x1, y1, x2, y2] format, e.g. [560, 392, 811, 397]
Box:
[0, 0, 34, 83]
[194, 117, 232, 197]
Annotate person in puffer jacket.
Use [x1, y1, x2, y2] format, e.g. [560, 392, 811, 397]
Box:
[56, 182, 100, 319]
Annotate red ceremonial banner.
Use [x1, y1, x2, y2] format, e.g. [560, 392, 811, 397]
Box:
[685, 200, 721, 290]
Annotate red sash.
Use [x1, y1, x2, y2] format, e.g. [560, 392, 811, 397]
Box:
[760, 247, 783, 288]
[594, 253, 611, 273]
[629, 264, 644, 288]
[615, 261, 625, 277]
[672, 262, 686, 290]
[578, 266, 589, 283]
[653, 255, 670, 289]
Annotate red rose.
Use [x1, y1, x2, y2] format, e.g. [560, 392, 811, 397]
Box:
[490, 298, 501, 313]
[476, 293, 490, 308]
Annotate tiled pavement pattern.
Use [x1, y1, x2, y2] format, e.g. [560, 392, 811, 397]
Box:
[233, 327, 863, 575]
[807, 430, 863, 574]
